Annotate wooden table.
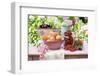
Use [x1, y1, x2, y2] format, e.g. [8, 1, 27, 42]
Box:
[28, 49, 88, 60]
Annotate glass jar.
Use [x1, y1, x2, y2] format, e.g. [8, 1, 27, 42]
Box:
[61, 20, 72, 37]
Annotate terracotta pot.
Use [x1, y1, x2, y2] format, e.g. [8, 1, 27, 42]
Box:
[44, 40, 63, 50]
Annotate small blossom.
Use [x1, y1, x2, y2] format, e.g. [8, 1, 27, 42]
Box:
[66, 20, 73, 26]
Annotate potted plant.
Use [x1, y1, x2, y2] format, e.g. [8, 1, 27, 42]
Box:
[71, 17, 88, 50]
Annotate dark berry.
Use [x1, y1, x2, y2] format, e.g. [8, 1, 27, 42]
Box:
[39, 24, 52, 29]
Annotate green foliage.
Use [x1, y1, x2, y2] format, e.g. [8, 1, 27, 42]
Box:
[68, 16, 75, 20]
[47, 16, 63, 29]
[28, 29, 41, 46]
[71, 19, 88, 42]
[28, 16, 41, 46]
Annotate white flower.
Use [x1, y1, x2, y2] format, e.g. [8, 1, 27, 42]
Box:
[80, 25, 88, 32]
[66, 20, 73, 26]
